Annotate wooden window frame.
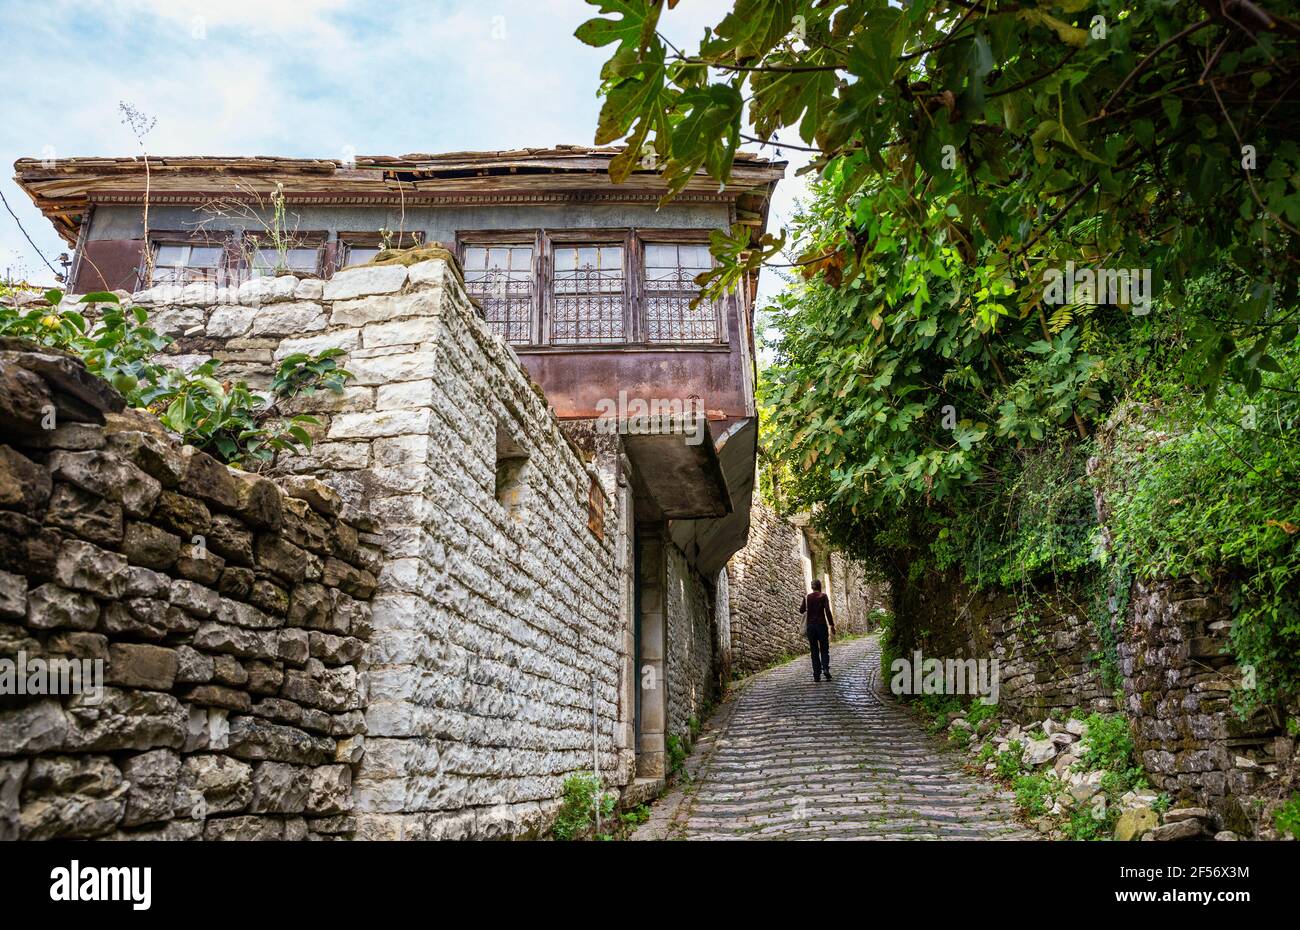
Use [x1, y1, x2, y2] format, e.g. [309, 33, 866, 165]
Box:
[238, 231, 328, 280]
[456, 229, 543, 345]
[333, 230, 425, 276]
[545, 228, 633, 347]
[636, 228, 726, 346]
[144, 230, 239, 287]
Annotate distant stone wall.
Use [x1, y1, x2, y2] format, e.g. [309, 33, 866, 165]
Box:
[0, 342, 376, 841]
[725, 489, 884, 675]
[665, 544, 718, 739]
[886, 562, 1290, 833]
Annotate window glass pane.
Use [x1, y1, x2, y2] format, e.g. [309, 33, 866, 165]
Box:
[188, 246, 222, 267]
[554, 247, 576, 271]
[156, 244, 188, 266]
[511, 247, 532, 269]
[575, 247, 598, 270]
[681, 244, 712, 270]
[285, 248, 319, 271]
[645, 244, 677, 268]
[464, 247, 487, 270]
[487, 247, 512, 269]
[344, 246, 381, 268]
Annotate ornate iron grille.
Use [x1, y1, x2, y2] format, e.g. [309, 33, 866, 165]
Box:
[552, 246, 625, 344]
[644, 243, 718, 342]
[464, 245, 535, 344]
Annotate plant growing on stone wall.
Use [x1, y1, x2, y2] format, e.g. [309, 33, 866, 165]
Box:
[552, 772, 616, 841]
[0, 289, 349, 468]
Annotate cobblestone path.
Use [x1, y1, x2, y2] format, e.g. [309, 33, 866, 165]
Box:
[669, 636, 1031, 840]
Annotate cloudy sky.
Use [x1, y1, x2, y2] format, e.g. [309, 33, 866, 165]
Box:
[0, 0, 811, 304]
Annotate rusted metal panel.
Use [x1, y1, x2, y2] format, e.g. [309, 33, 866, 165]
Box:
[73, 238, 143, 292]
[515, 346, 747, 420]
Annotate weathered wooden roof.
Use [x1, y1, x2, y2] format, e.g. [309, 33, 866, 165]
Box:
[13, 145, 786, 244]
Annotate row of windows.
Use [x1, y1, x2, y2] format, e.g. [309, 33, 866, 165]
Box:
[463, 240, 720, 346]
[146, 232, 723, 347]
[147, 235, 401, 287]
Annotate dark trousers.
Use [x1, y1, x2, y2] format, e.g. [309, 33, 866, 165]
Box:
[807, 625, 830, 678]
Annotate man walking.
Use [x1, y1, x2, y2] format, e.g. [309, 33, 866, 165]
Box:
[799, 579, 836, 681]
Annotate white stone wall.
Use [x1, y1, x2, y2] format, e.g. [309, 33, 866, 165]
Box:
[665, 543, 717, 741]
[130, 260, 641, 838]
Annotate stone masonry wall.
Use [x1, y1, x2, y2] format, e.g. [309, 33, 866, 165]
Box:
[665, 543, 717, 740]
[1121, 576, 1288, 833]
[888, 563, 1288, 830]
[726, 489, 884, 675]
[120, 255, 639, 839]
[0, 341, 376, 841]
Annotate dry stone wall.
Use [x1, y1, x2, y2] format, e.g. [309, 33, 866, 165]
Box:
[887, 562, 1290, 832]
[665, 544, 718, 738]
[1121, 576, 1288, 833]
[0, 341, 376, 841]
[119, 256, 639, 838]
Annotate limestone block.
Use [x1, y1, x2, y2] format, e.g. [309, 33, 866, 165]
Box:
[249, 761, 310, 813]
[62, 688, 187, 752]
[0, 444, 51, 513]
[0, 699, 67, 755]
[329, 289, 439, 327]
[168, 580, 218, 619]
[273, 329, 362, 361]
[25, 582, 99, 630]
[48, 449, 160, 518]
[376, 379, 436, 410]
[250, 301, 327, 337]
[206, 305, 254, 338]
[237, 274, 299, 306]
[19, 755, 126, 839]
[327, 409, 431, 440]
[121, 748, 181, 827]
[363, 318, 439, 348]
[322, 264, 408, 301]
[53, 538, 130, 599]
[107, 642, 179, 690]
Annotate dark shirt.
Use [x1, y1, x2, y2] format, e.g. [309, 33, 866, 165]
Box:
[800, 591, 834, 629]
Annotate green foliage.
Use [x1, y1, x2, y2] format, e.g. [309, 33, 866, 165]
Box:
[1099, 356, 1300, 710]
[965, 699, 998, 727]
[1012, 772, 1058, 818]
[579, 0, 1300, 716]
[552, 771, 616, 841]
[995, 741, 1025, 780]
[579, 0, 1298, 379]
[0, 290, 350, 469]
[1273, 794, 1300, 839]
[665, 733, 688, 780]
[1062, 803, 1112, 841]
[1074, 712, 1135, 773]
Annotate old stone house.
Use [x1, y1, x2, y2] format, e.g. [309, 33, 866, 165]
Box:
[2, 146, 875, 839]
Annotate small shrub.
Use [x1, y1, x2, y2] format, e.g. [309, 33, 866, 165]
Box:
[666, 734, 688, 780]
[1274, 794, 1300, 840]
[1075, 713, 1135, 772]
[1012, 772, 1058, 817]
[995, 741, 1025, 780]
[552, 772, 615, 841]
